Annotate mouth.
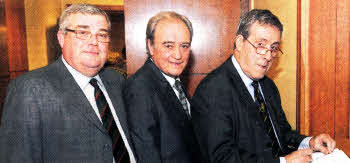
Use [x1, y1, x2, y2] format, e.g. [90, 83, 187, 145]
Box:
[258, 64, 268, 70]
[83, 51, 99, 55]
[169, 61, 183, 66]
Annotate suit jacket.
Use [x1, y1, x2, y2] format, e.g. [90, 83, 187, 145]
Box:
[0, 58, 132, 163]
[124, 58, 203, 163]
[192, 57, 306, 163]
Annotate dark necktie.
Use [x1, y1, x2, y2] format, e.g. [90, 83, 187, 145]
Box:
[89, 78, 130, 163]
[173, 80, 191, 118]
[252, 81, 281, 158]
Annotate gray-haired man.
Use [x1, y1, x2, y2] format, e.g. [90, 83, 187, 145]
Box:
[124, 11, 203, 163]
[0, 4, 135, 163]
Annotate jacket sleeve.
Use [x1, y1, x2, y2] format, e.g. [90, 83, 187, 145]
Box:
[266, 80, 306, 152]
[124, 81, 162, 163]
[192, 77, 280, 163]
[0, 78, 43, 163]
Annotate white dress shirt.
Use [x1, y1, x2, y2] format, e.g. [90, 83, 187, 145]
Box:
[231, 55, 311, 163]
[62, 57, 136, 163]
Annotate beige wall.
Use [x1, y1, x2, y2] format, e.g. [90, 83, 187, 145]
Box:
[24, 0, 124, 70]
[25, 0, 61, 70]
[252, 0, 297, 129]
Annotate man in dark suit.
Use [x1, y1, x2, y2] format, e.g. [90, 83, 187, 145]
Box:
[0, 4, 135, 163]
[192, 9, 336, 163]
[124, 11, 202, 163]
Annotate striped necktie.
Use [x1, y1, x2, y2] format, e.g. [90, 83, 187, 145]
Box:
[252, 81, 281, 158]
[174, 79, 191, 118]
[90, 78, 130, 163]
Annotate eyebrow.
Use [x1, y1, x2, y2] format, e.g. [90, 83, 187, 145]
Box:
[162, 41, 175, 44]
[256, 38, 280, 46]
[162, 41, 191, 45]
[271, 42, 280, 47]
[75, 25, 89, 29]
[75, 25, 109, 32]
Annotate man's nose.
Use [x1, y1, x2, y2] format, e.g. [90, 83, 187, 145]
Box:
[173, 46, 182, 59]
[88, 34, 98, 45]
[263, 50, 273, 61]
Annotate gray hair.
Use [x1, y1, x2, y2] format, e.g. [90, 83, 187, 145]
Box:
[58, 4, 111, 34]
[146, 11, 193, 55]
[234, 9, 283, 49]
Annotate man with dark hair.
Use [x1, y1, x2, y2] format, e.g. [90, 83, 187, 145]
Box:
[192, 9, 335, 163]
[124, 11, 202, 163]
[0, 4, 135, 163]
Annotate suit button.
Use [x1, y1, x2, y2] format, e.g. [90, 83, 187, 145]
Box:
[104, 144, 111, 151]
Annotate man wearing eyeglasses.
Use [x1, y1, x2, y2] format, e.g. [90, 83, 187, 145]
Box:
[0, 4, 135, 163]
[192, 9, 336, 163]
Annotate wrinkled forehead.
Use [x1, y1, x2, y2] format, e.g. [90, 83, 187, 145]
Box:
[66, 13, 109, 31]
[248, 22, 281, 42]
[154, 18, 190, 37]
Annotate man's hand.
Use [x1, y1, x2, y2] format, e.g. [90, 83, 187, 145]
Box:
[309, 134, 336, 154]
[285, 149, 313, 163]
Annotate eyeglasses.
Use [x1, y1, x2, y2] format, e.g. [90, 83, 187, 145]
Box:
[244, 38, 283, 58]
[65, 28, 110, 43]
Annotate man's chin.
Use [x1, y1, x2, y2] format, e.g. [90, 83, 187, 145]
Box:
[166, 71, 182, 78]
[83, 62, 105, 69]
[251, 74, 265, 80]
[81, 64, 104, 75]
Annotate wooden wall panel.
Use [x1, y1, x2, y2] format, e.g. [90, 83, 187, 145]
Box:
[308, 0, 336, 137]
[0, 0, 9, 118]
[0, 0, 28, 121]
[5, 0, 28, 79]
[0, 1, 8, 76]
[334, 0, 350, 139]
[298, 0, 312, 136]
[124, 0, 240, 95]
[299, 0, 350, 155]
[240, 0, 250, 15]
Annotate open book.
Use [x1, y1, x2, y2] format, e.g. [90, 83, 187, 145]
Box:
[312, 148, 350, 163]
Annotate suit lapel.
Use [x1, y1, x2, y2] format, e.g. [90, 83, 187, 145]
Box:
[162, 82, 189, 121]
[260, 79, 279, 124]
[50, 58, 107, 133]
[259, 78, 285, 152]
[145, 59, 190, 123]
[223, 58, 258, 111]
[99, 70, 131, 140]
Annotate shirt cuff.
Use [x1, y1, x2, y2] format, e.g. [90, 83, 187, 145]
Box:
[280, 157, 286, 163]
[298, 136, 313, 149]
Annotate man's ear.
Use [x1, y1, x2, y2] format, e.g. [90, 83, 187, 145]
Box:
[57, 31, 65, 48]
[147, 39, 154, 56]
[235, 35, 244, 51]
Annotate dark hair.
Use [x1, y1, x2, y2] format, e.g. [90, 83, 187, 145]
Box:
[234, 9, 283, 49]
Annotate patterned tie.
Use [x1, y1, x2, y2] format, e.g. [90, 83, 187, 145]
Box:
[89, 78, 130, 163]
[173, 79, 191, 118]
[252, 81, 281, 158]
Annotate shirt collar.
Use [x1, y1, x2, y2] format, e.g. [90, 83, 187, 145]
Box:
[161, 72, 178, 87]
[231, 55, 254, 87]
[61, 56, 102, 90]
[149, 58, 179, 86]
